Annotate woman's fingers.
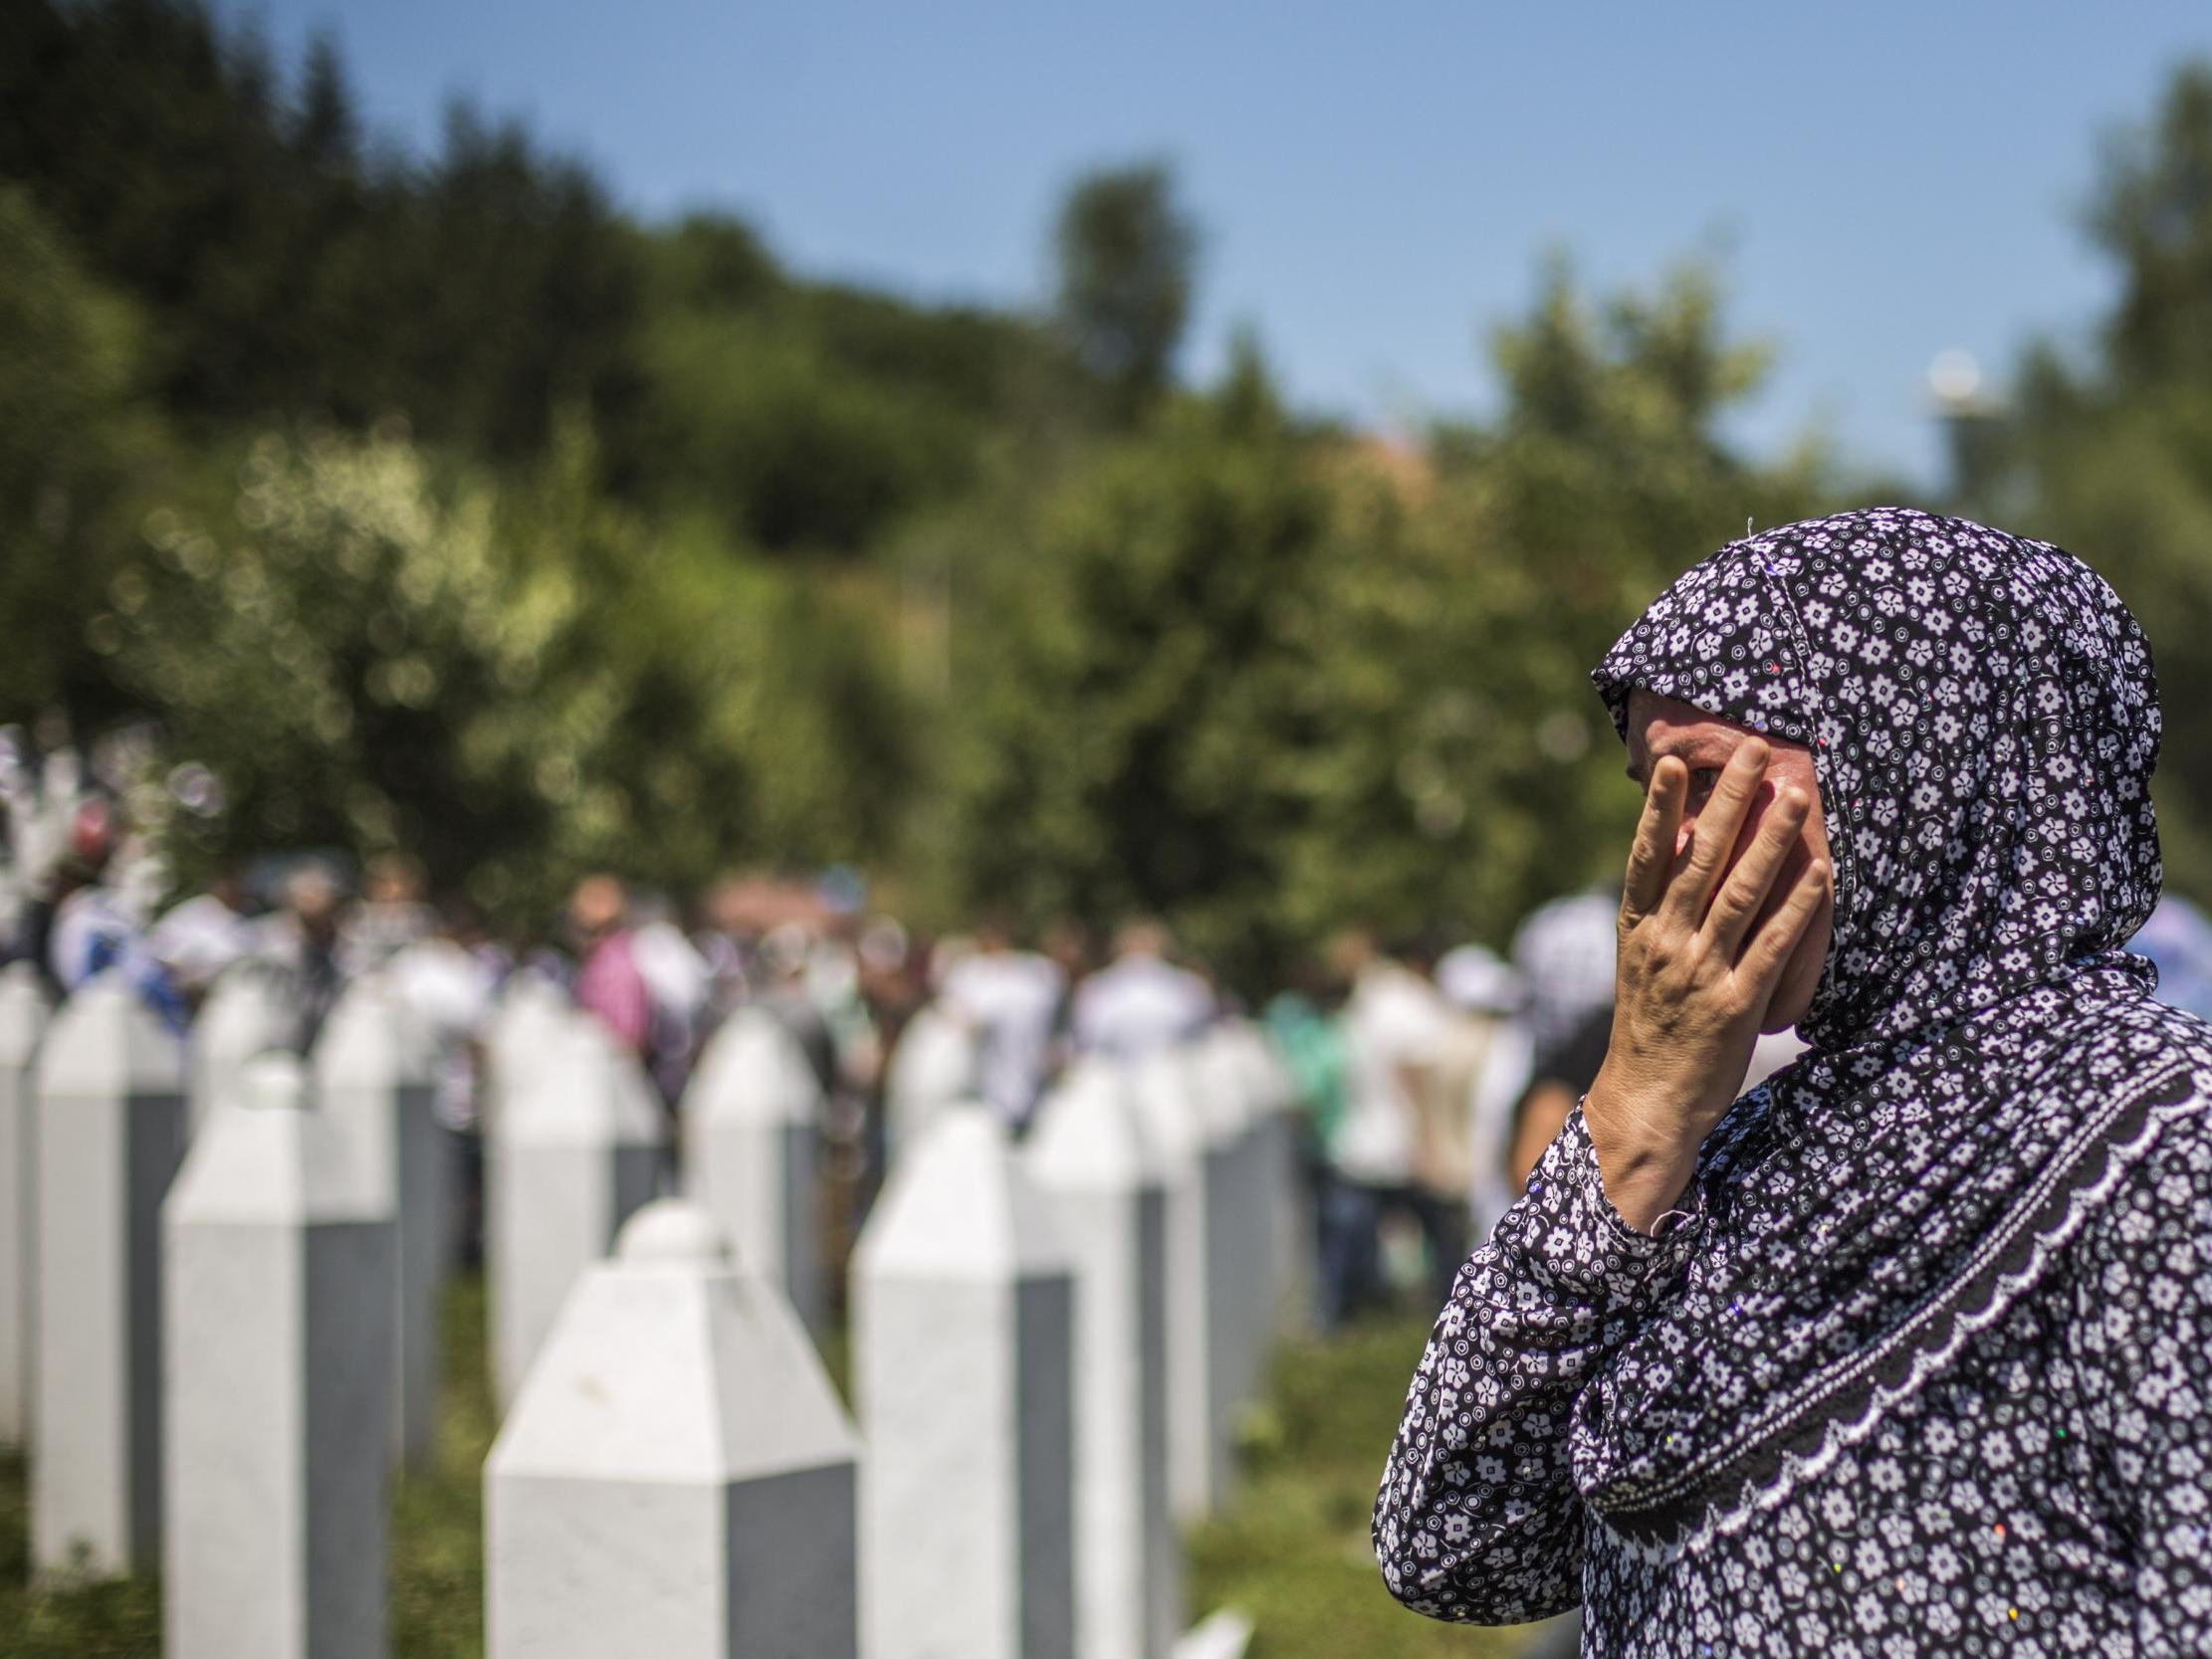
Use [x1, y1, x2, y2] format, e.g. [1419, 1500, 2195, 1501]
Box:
[1703, 788, 1810, 957]
[1738, 858, 1831, 995]
[1661, 741, 1770, 923]
[1622, 757, 1686, 924]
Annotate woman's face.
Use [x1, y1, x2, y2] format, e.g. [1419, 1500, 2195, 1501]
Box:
[1625, 690, 1836, 1032]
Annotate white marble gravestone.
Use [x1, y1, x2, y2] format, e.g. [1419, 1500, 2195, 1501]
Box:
[1173, 1608, 1255, 1659]
[315, 975, 447, 1469]
[1217, 1019, 1310, 1339]
[854, 1105, 1076, 1659]
[164, 1053, 395, 1659]
[1024, 1062, 1178, 1659]
[682, 1007, 825, 1340]
[1126, 1049, 1227, 1520]
[1193, 1028, 1266, 1424]
[489, 1014, 665, 1407]
[189, 967, 292, 1139]
[0, 962, 48, 1446]
[33, 978, 187, 1577]
[882, 1001, 975, 1159]
[486, 1199, 859, 1659]
[484, 972, 568, 1140]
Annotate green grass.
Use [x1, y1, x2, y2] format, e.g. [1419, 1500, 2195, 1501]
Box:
[0, 1471, 159, 1659]
[387, 1272, 498, 1659]
[1187, 1315, 1563, 1658]
[2, 1287, 1568, 1658]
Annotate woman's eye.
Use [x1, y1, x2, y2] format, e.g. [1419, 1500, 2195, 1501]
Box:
[1687, 769, 1721, 801]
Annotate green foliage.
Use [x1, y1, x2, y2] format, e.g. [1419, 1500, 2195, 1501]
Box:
[635, 309, 976, 552]
[0, 0, 643, 461]
[0, 185, 168, 729]
[939, 264, 1832, 977]
[1272, 255, 1826, 948]
[387, 1274, 497, 1659]
[2088, 64, 2212, 390]
[939, 388, 1330, 979]
[94, 420, 911, 925]
[0, 0, 1845, 979]
[50, 0, 2212, 991]
[2003, 60, 2212, 902]
[629, 222, 1068, 553]
[0, 1447, 160, 1657]
[1053, 162, 1200, 420]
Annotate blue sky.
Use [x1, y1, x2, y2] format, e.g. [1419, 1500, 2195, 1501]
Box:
[214, 1, 2212, 487]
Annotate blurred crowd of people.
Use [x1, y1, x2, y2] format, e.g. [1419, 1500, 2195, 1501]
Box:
[1263, 892, 1621, 1330]
[0, 733, 1245, 1257]
[22, 723, 2212, 1339]
[0, 729, 1773, 1329]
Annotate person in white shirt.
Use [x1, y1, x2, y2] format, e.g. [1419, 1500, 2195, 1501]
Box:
[390, 903, 500, 1267]
[44, 798, 188, 1031]
[1325, 931, 1455, 1321]
[1433, 943, 1533, 1247]
[148, 866, 256, 1000]
[1071, 918, 1213, 1061]
[940, 919, 1065, 1131]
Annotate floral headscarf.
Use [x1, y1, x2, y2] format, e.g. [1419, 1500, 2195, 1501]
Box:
[1576, 507, 2206, 1546]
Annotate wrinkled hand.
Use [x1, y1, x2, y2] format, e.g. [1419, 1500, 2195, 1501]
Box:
[1585, 741, 1831, 1233]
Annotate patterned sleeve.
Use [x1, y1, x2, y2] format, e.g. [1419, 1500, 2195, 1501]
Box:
[1373, 1105, 1702, 1623]
[2069, 1115, 2212, 1654]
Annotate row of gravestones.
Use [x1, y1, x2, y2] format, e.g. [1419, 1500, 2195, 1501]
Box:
[0, 954, 1302, 1659]
[0, 958, 447, 1655]
[483, 997, 1302, 1659]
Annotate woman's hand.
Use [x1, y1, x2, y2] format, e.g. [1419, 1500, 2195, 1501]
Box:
[1585, 740, 1831, 1233]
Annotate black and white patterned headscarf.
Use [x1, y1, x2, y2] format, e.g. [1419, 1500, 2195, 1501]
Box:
[1577, 507, 2200, 1546]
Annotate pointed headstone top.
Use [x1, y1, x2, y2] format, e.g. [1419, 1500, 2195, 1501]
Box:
[193, 967, 293, 1077]
[856, 1104, 1070, 1282]
[1192, 1028, 1254, 1144]
[0, 959, 49, 1065]
[167, 1052, 385, 1224]
[615, 1198, 735, 1269]
[687, 1008, 819, 1129]
[491, 1201, 856, 1485]
[490, 974, 569, 1050]
[1219, 1018, 1295, 1116]
[1126, 1048, 1205, 1166]
[38, 978, 183, 1094]
[509, 1016, 665, 1147]
[315, 975, 433, 1088]
[504, 971, 568, 1013]
[240, 1050, 308, 1113]
[487, 973, 569, 1111]
[200, 965, 287, 1028]
[887, 1004, 977, 1103]
[1024, 1059, 1161, 1191]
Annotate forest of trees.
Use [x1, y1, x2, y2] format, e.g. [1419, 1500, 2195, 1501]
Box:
[5, 0, 2212, 983]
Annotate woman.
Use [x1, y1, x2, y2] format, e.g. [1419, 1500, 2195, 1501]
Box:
[1374, 508, 2212, 1655]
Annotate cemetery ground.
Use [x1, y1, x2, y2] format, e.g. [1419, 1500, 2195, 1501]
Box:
[0, 1282, 1537, 1658]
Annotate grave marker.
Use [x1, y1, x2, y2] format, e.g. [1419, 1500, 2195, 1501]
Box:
[682, 1008, 825, 1340]
[486, 1199, 859, 1659]
[1126, 1050, 1227, 1520]
[316, 975, 447, 1468]
[164, 1053, 395, 1659]
[854, 1105, 1075, 1659]
[488, 1014, 665, 1407]
[33, 979, 186, 1577]
[1025, 1061, 1179, 1659]
[0, 962, 47, 1445]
